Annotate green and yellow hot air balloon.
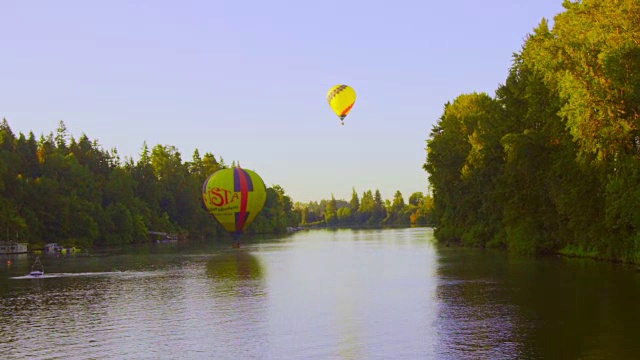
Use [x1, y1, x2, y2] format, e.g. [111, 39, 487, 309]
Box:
[327, 84, 356, 126]
[202, 167, 267, 246]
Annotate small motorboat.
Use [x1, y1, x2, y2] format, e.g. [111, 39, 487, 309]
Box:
[29, 256, 44, 277]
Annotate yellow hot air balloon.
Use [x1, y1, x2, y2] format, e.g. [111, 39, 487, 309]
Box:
[202, 167, 267, 246]
[327, 84, 356, 126]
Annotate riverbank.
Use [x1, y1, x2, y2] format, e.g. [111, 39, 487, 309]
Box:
[440, 239, 640, 267]
[557, 245, 640, 267]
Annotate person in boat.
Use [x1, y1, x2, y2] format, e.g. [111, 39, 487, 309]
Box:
[30, 257, 44, 276]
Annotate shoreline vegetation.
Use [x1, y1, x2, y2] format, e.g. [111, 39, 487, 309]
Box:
[423, 0, 640, 265]
[0, 118, 434, 251]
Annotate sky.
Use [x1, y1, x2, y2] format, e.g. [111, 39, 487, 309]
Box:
[0, 0, 566, 203]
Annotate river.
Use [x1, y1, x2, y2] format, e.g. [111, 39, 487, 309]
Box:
[1, 227, 638, 359]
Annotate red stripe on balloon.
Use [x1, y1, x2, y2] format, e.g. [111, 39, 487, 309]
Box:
[235, 168, 250, 233]
[341, 102, 354, 116]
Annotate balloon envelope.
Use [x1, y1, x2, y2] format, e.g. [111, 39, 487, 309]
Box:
[327, 84, 356, 125]
[202, 167, 267, 236]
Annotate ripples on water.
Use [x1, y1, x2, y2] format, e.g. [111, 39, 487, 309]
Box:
[1, 228, 639, 359]
[1, 251, 274, 360]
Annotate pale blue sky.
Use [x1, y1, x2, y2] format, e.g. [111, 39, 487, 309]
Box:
[1, 0, 565, 203]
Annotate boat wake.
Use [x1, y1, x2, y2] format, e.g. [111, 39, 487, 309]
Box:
[10, 271, 157, 280]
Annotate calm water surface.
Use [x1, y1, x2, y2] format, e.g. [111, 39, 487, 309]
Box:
[1, 228, 639, 359]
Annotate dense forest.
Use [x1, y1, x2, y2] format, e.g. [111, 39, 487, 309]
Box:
[0, 119, 433, 249]
[424, 0, 640, 264]
[298, 188, 434, 228]
[0, 119, 300, 248]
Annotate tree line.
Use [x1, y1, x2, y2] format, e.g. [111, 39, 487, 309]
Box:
[423, 0, 640, 264]
[296, 188, 434, 228]
[0, 119, 299, 248]
[0, 119, 433, 248]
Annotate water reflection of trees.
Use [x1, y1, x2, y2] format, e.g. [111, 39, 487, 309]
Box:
[434, 248, 640, 359]
[434, 248, 526, 359]
[502, 257, 640, 359]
